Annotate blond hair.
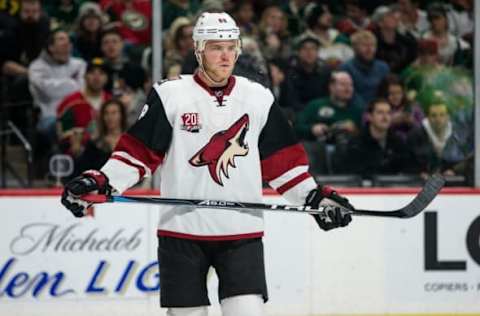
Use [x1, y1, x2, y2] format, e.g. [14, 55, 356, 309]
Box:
[350, 30, 377, 47]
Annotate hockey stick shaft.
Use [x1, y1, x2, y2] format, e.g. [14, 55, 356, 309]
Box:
[81, 194, 405, 218]
[82, 194, 335, 215]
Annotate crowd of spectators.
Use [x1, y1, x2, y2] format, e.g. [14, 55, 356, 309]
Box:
[0, 0, 475, 186]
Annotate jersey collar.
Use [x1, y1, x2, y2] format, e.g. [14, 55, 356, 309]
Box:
[193, 72, 236, 97]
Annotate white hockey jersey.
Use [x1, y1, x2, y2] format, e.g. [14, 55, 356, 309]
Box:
[101, 73, 317, 240]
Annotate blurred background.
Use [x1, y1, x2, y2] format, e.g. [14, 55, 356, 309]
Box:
[0, 0, 476, 189]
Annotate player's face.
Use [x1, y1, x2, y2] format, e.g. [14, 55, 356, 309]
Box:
[202, 40, 237, 82]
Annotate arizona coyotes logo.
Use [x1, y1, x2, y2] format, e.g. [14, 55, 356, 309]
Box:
[189, 114, 249, 186]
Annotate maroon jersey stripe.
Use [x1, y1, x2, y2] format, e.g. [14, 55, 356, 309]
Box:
[261, 143, 309, 182]
[114, 133, 164, 174]
[158, 230, 263, 241]
[276, 172, 311, 194]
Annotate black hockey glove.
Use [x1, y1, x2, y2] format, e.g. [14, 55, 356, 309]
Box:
[61, 170, 111, 217]
[305, 186, 353, 231]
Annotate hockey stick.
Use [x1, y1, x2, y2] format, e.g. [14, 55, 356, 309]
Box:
[350, 174, 445, 218]
[82, 175, 444, 218]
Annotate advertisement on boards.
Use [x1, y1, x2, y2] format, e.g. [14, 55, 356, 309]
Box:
[0, 193, 479, 316]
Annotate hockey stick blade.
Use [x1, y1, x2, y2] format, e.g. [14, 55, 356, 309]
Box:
[353, 175, 445, 218]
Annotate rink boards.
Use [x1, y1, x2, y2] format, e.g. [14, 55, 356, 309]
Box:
[0, 188, 479, 316]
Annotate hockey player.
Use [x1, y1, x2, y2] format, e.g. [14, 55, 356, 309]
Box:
[61, 12, 353, 316]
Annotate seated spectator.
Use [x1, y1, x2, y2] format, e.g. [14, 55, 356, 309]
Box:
[340, 30, 390, 103]
[29, 29, 86, 143]
[372, 5, 417, 73]
[402, 39, 473, 119]
[57, 58, 111, 156]
[0, 13, 16, 76]
[117, 73, 151, 127]
[401, 39, 441, 86]
[163, 17, 194, 79]
[258, 5, 292, 61]
[1, 0, 49, 79]
[422, 3, 470, 66]
[376, 74, 424, 142]
[442, 105, 473, 184]
[407, 100, 452, 176]
[301, 3, 353, 67]
[100, 28, 146, 95]
[295, 71, 364, 174]
[71, 2, 106, 61]
[335, 0, 375, 36]
[295, 71, 363, 141]
[231, 0, 257, 38]
[285, 35, 331, 112]
[102, 0, 152, 46]
[0, 0, 50, 132]
[46, 0, 78, 32]
[395, 0, 429, 38]
[235, 36, 270, 85]
[446, 0, 473, 38]
[280, 0, 311, 36]
[415, 39, 440, 68]
[341, 99, 412, 176]
[67, 98, 127, 180]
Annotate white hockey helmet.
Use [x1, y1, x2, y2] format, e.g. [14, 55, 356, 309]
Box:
[192, 12, 241, 54]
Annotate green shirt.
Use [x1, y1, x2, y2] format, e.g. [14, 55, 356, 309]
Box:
[295, 96, 363, 140]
